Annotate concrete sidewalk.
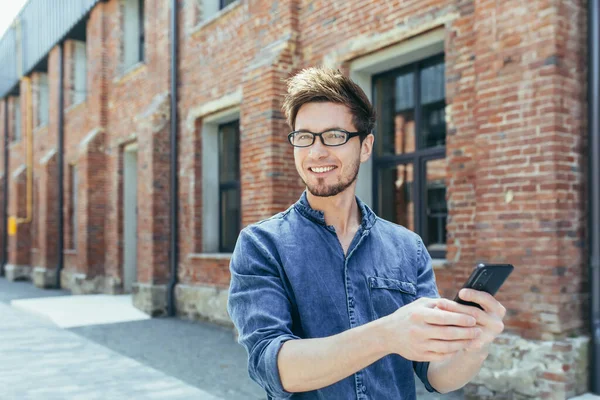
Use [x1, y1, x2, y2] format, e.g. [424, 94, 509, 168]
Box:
[0, 302, 224, 400]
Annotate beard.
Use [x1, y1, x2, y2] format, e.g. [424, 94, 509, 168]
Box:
[302, 155, 360, 197]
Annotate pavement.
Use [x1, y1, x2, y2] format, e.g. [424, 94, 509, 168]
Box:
[0, 276, 465, 399]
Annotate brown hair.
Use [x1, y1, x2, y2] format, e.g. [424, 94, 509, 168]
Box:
[282, 67, 376, 138]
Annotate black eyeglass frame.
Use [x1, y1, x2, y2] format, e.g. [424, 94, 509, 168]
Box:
[287, 129, 365, 147]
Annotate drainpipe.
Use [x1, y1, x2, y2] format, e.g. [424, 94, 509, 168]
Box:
[167, 0, 179, 317]
[1, 99, 9, 277]
[589, 0, 600, 393]
[55, 41, 65, 289]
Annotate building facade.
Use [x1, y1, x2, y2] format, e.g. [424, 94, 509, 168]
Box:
[0, 0, 594, 398]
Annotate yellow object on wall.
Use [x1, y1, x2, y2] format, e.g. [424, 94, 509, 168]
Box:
[8, 216, 16, 236]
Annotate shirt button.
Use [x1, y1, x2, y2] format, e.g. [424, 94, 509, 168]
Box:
[349, 298, 354, 307]
[361, 385, 367, 393]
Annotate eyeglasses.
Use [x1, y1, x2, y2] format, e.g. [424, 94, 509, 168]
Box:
[287, 129, 363, 147]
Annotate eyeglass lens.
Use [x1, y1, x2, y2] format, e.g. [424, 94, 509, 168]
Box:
[291, 130, 348, 146]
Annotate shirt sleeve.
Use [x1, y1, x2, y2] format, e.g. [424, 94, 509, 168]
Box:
[412, 235, 441, 393]
[227, 228, 300, 399]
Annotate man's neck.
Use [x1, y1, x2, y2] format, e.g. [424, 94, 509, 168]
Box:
[306, 188, 361, 236]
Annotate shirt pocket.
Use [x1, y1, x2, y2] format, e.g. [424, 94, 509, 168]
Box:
[367, 276, 417, 320]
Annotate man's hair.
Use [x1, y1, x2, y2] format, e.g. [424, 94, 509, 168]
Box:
[282, 67, 376, 138]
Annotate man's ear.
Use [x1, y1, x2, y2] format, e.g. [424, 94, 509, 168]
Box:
[360, 134, 375, 163]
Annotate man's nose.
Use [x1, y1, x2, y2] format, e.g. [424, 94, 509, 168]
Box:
[308, 137, 328, 158]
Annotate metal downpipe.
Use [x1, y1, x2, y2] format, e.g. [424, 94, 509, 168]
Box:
[167, 0, 179, 317]
[1, 99, 9, 277]
[55, 41, 65, 289]
[589, 0, 600, 393]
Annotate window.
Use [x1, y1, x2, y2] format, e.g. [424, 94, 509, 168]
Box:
[69, 164, 78, 250]
[372, 55, 447, 258]
[191, 0, 237, 26]
[13, 96, 21, 142]
[219, 0, 237, 9]
[218, 120, 241, 253]
[37, 73, 49, 127]
[73, 41, 87, 104]
[123, 0, 144, 69]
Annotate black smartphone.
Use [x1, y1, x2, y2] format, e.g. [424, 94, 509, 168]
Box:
[453, 263, 514, 310]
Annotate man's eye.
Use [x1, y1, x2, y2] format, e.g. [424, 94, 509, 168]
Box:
[298, 134, 312, 140]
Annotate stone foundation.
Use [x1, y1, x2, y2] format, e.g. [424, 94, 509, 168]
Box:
[464, 333, 589, 400]
[60, 269, 122, 295]
[175, 284, 232, 328]
[4, 264, 32, 281]
[32, 267, 57, 288]
[132, 283, 167, 317]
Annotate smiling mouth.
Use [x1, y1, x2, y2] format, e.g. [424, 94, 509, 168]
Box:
[309, 166, 337, 174]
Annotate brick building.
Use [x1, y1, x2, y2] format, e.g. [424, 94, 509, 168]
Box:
[0, 0, 598, 398]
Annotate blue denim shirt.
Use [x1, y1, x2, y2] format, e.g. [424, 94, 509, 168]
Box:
[227, 191, 440, 399]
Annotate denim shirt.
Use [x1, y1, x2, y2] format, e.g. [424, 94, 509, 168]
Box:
[227, 191, 440, 399]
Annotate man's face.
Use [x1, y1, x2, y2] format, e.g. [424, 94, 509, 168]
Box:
[293, 102, 373, 198]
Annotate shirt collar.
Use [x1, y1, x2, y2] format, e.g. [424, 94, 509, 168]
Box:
[293, 190, 377, 230]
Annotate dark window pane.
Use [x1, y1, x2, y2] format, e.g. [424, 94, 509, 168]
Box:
[220, 188, 240, 253]
[220, 0, 237, 9]
[425, 158, 447, 253]
[422, 101, 446, 148]
[395, 72, 415, 112]
[374, 73, 416, 156]
[218, 121, 240, 183]
[420, 62, 445, 105]
[378, 164, 414, 231]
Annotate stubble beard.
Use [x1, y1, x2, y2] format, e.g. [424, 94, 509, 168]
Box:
[302, 155, 361, 197]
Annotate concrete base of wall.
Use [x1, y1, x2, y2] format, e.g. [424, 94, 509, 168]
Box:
[4, 264, 32, 281]
[175, 284, 232, 328]
[132, 283, 167, 317]
[60, 269, 122, 295]
[464, 333, 589, 399]
[32, 267, 57, 288]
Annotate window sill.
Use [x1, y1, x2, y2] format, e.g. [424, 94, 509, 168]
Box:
[187, 253, 232, 260]
[65, 100, 87, 114]
[431, 258, 449, 269]
[113, 62, 146, 85]
[190, 1, 242, 38]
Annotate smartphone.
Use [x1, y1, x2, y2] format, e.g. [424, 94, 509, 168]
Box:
[453, 263, 514, 310]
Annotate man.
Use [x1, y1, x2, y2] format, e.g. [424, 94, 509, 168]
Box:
[227, 67, 506, 399]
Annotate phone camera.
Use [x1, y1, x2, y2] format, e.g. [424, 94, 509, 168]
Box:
[476, 283, 483, 289]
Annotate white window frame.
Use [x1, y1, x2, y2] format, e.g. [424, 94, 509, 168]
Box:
[37, 73, 49, 128]
[201, 107, 240, 254]
[73, 41, 87, 105]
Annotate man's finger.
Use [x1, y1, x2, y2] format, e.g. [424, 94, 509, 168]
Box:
[458, 289, 504, 316]
[428, 339, 472, 355]
[422, 307, 477, 327]
[429, 325, 482, 341]
[437, 298, 493, 326]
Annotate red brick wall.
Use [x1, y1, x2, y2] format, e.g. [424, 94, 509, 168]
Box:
[0, 0, 590, 347]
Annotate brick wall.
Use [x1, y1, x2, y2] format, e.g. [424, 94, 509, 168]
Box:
[0, 0, 592, 392]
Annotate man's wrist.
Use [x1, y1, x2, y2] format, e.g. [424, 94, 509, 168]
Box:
[369, 315, 393, 358]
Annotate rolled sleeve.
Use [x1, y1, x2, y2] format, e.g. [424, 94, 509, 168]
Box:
[412, 235, 440, 393]
[227, 228, 300, 399]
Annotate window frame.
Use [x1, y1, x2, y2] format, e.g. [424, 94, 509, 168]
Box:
[217, 120, 241, 253]
[371, 53, 447, 259]
[12, 96, 21, 142]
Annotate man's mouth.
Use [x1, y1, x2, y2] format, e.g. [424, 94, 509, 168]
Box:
[309, 166, 337, 174]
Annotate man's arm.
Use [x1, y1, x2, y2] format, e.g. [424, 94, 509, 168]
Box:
[277, 317, 389, 392]
[278, 297, 480, 393]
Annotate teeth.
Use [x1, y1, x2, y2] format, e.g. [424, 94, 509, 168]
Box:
[311, 166, 335, 173]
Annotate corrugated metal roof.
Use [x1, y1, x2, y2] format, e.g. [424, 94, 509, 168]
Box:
[0, 0, 101, 99]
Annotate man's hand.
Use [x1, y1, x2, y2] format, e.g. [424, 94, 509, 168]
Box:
[436, 289, 507, 355]
[381, 297, 483, 362]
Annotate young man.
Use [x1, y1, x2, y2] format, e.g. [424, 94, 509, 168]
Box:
[227, 67, 506, 399]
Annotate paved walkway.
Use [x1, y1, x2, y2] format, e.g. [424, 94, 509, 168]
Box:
[0, 302, 223, 400]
